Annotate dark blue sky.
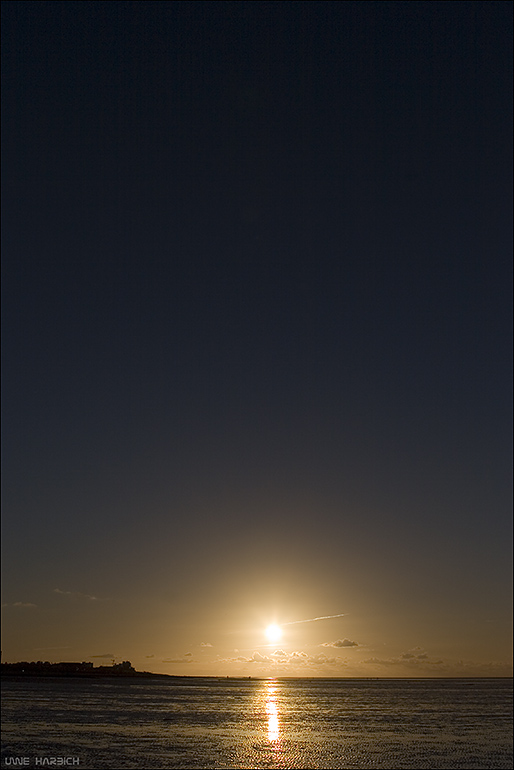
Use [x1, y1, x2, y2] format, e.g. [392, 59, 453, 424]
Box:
[2, 1, 512, 674]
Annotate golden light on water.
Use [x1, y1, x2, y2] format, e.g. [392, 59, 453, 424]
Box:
[265, 680, 280, 743]
[265, 624, 282, 643]
[266, 700, 279, 741]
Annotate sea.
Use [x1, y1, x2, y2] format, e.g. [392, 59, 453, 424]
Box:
[1, 677, 512, 769]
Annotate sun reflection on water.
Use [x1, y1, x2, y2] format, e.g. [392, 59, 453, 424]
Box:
[265, 680, 280, 744]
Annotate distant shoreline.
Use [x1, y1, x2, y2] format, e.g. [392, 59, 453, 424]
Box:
[1, 669, 511, 682]
[0, 670, 176, 678]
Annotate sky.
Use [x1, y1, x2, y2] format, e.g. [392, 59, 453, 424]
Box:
[1, 0, 512, 677]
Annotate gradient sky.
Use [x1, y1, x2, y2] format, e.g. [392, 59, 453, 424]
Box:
[2, 0, 512, 677]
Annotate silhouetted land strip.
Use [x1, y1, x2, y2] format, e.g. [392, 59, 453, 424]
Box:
[0, 661, 174, 678]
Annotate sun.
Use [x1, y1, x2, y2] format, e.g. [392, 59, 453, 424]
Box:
[265, 624, 283, 643]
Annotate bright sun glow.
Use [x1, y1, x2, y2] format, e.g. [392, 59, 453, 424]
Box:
[265, 624, 282, 643]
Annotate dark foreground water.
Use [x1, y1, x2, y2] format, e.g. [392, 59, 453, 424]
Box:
[1, 677, 512, 769]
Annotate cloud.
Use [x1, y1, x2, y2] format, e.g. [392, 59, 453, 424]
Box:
[161, 657, 193, 664]
[359, 654, 512, 676]
[54, 588, 107, 601]
[401, 652, 428, 660]
[449, 659, 512, 675]
[289, 651, 347, 668]
[217, 649, 347, 669]
[270, 649, 289, 659]
[362, 657, 397, 666]
[322, 638, 358, 648]
[216, 645, 511, 677]
[215, 655, 251, 664]
[309, 653, 340, 666]
[200, 642, 213, 648]
[251, 651, 270, 663]
[283, 613, 347, 626]
[362, 649, 442, 668]
[145, 654, 155, 659]
[288, 651, 309, 661]
[2, 602, 37, 608]
[161, 652, 195, 664]
[216, 651, 270, 664]
[90, 653, 115, 659]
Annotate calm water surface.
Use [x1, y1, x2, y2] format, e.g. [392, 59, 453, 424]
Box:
[1, 677, 512, 769]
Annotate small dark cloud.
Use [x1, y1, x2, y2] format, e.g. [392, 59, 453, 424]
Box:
[361, 656, 397, 666]
[3, 602, 37, 608]
[161, 657, 193, 664]
[54, 588, 109, 601]
[90, 653, 115, 658]
[184, 652, 193, 657]
[145, 654, 155, 658]
[363, 648, 441, 667]
[322, 638, 358, 648]
[401, 648, 429, 661]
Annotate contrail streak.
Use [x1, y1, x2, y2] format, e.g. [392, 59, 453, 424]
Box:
[282, 613, 347, 626]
